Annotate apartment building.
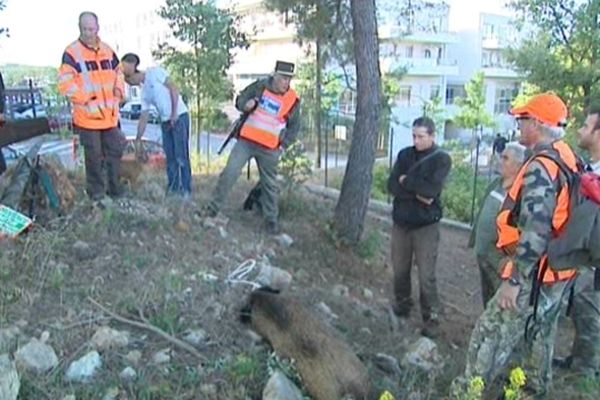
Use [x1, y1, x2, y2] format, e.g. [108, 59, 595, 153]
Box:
[95, 0, 522, 154]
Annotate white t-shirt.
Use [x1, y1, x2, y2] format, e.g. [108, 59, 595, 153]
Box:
[141, 67, 188, 121]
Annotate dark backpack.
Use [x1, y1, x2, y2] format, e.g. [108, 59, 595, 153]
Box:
[534, 152, 600, 270]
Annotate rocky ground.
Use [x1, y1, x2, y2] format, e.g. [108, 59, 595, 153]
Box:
[0, 169, 598, 400]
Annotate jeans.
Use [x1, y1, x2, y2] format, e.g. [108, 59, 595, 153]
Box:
[161, 113, 192, 195]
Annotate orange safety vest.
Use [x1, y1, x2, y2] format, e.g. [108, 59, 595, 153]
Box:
[496, 140, 578, 283]
[239, 88, 299, 150]
[58, 39, 124, 131]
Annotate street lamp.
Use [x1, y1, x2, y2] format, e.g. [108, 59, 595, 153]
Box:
[470, 124, 483, 224]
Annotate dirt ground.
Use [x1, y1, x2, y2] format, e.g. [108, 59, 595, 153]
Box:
[0, 170, 596, 400]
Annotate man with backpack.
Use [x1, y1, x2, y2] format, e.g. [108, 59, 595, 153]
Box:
[387, 116, 452, 338]
[451, 93, 580, 398]
[553, 104, 600, 376]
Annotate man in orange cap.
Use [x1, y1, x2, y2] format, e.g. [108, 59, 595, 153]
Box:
[451, 93, 581, 398]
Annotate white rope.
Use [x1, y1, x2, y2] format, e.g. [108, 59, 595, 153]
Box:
[226, 259, 261, 289]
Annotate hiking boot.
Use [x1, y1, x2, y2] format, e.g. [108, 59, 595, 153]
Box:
[265, 220, 281, 235]
[93, 196, 114, 210]
[421, 317, 441, 339]
[552, 355, 573, 370]
[198, 203, 218, 218]
[108, 188, 126, 199]
[392, 303, 411, 318]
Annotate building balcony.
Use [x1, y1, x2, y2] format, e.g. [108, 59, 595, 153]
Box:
[378, 25, 458, 44]
[481, 36, 513, 49]
[482, 65, 520, 78]
[383, 57, 459, 76]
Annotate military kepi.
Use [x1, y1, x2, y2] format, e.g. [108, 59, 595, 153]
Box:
[275, 61, 295, 76]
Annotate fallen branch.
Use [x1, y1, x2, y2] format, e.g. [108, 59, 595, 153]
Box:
[87, 297, 207, 362]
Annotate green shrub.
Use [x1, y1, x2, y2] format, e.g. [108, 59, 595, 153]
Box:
[441, 162, 488, 224]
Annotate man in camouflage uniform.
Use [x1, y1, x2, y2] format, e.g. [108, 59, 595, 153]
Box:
[468, 142, 527, 306]
[451, 93, 579, 398]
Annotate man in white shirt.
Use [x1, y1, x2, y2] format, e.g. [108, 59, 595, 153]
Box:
[121, 53, 192, 196]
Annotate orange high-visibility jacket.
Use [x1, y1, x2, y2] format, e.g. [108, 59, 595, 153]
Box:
[239, 88, 299, 150]
[496, 140, 578, 283]
[58, 39, 124, 131]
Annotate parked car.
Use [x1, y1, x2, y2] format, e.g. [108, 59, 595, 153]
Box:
[120, 102, 160, 123]
[13, 104, 47, 119]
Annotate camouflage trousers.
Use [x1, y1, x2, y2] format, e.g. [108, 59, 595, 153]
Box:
[570, 268, 600, 374]
[451, 278, 573, 398]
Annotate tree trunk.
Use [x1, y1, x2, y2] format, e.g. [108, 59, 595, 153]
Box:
[315, 36, 323, 169]
[333, 0, 382, 245]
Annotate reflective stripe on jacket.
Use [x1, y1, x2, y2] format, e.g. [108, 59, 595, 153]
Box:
[58, 39, 123, 130]
[239, 88, 299, 149]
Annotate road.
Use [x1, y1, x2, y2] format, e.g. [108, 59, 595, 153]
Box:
[2, 117, 349, 171]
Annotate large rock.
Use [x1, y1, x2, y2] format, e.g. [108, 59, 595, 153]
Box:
[120, 366, 137, 382]
[65, 351, 102, 383]
[274, 234, 294, 248]
[152, 348, 171, 364]
[0, 354, 20, 400]
[125, 350, 142, 366]
[182, 329, 208, 346]
[90, 327, 129, 351]
[256, 263, 293, 291]
[263, 370, 304, 400]
[401, 337, 442, 372]
[14, 338, 58, 374]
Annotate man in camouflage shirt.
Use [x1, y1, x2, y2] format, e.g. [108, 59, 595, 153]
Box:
[451, 93, 579, 398]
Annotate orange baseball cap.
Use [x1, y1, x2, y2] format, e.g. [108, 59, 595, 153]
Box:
[510, 93, 568, 127]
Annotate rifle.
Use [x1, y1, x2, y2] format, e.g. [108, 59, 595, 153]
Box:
[0, 118, 51, 148]
[217, 97, 261, 155]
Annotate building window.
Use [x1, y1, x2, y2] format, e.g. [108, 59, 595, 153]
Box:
[424, 49, 432, 58]
[339, 90, 357, 115]
[397, 85, 412, 107]
[494, 86, 518, 114]
[405, 45, 413, 58]
[430, 85, 441, 100]
[483, 22, 495, 39]
[446, 84, 465, 105]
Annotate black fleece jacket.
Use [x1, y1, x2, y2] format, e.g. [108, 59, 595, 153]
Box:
[387, 144, 452, 229]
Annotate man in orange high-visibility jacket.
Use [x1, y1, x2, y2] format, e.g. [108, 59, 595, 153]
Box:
[204, 61, 301, 235]
[451, 93, 580, 398]
[59, 11, 125, 204]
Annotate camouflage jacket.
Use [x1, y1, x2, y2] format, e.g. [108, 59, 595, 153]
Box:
[514, 140, 574, 280]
